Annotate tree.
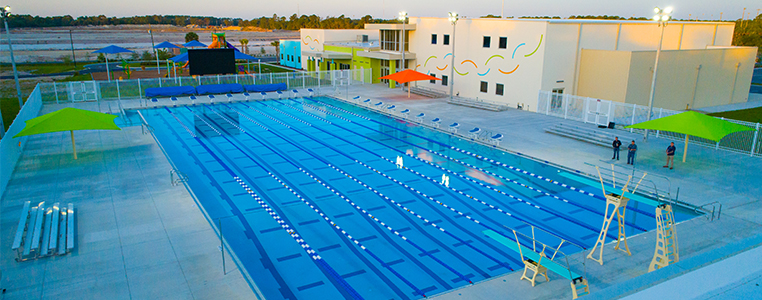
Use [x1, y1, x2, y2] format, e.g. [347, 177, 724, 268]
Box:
[271, 40, 280, 58]
[185, 32, 199, 43]
[140, 50, 154, 61]
[96, 53, 106, 62]
[240, 38, 249, 53]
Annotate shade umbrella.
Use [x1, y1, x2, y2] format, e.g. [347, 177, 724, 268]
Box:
[183, 40, 207, 48]
[170, 53, 188, 63]
[625, 111, 754, 162]
[379, 69, 441, 97]
[92, 45, 134, 82]
[155, 41, 181, 78]
[14, 108, 121, 159]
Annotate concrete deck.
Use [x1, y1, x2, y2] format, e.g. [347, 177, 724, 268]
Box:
[1, 83, 761, 299]
[0, 102, 253, 299]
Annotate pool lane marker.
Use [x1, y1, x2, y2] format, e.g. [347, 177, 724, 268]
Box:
[268, 99, 587, 249]
[286, 100, 620, 240]
[164, 107, 364, 300]
[211, 103, 474, 288]
[302, 97, 655, 219]
[200, 105, 427, 297]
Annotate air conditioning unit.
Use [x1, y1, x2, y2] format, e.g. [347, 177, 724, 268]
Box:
[357, 35, 369, 42]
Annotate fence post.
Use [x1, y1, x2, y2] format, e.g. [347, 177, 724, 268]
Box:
[361, 68, 365, 84]
[716, 117, 724, 150]
[53, 82, 59, 104]
[607, 100, 613, 126]
[302, 74, 306, 89]
[270, 73, 273, 84]
[656, 108, 663, 138]
[630, 105, 636, 133]
[286, 76, 290, 89]
[159, 77, 162, 88]
[545, 92, 551, 115]
[751, 123, 760, 157]
[583, 98, 590, 124]
[116, 80, 121, 101]
[563, 94, 569, 119]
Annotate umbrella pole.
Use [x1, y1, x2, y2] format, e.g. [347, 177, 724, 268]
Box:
[408, 83, 411, 98]
[105, 55, 111, 82]
[71, 130, 77, 160]
[683, 134, 689, 163]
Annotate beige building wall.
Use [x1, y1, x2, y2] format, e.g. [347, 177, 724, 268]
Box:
[577, 50, 632, 103]
[578, 47, 757, 111]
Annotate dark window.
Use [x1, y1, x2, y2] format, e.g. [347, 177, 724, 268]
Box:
[483, 36, 491, 48]
[551, 88, 564, 108]
[480, 81, 488, 93]
[443, 34, 450, 45]
[431, 34, 437, 44]
[442, 75, 448, 86]
[430, 73, 436, 84]
[499, 37, 507, 49]
[281, 54, 284, 60]
[496, 83, 504, 96]
[298, 56, 301, 63]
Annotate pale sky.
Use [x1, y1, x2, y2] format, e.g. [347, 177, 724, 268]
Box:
[7, 0, 760, 21]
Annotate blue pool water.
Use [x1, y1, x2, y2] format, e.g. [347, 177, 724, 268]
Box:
[141, 96, 693, 300]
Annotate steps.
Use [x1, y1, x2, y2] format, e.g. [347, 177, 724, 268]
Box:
[545, 123, 625, 148]
[408, 86, 447, 98]
[447, 97, 510, 111]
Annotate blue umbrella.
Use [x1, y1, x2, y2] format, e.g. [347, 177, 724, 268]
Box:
[183, 40, 207, 48]
[154, 41, 180, 49]
[234, 51, 258, 61]
[92, 45, 134, 82]
[170, 53, 188, 63]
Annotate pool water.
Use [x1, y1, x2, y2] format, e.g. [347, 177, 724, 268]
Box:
[140, 96, 694, 300]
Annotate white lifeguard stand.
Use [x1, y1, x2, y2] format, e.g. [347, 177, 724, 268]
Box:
[587, 165, 646, 265]
[649, 204, 679, 272]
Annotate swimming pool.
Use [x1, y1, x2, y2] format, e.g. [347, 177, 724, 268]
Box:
[140, 96, 693, 300]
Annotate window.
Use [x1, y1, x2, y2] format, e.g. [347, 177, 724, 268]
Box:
[483, 36, 491, 48]
[298, 56, 301, 63]
[443, 34, 450, 45]
[281, 53, 284, 60]
[430, 73, 437, 84]
[499, 37, 507, 49]
[496, 83, 504, 96]
[442, 75, 448, 86]
[480, 81, 488, 93]
[431, 34, 437, 44]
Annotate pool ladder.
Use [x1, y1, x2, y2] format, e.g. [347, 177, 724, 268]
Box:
[170, 170, 189, 186]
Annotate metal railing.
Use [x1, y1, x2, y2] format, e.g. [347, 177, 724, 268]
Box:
[537, 90, 762, 157]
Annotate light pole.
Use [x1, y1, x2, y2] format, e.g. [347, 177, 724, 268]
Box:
[149, 24, 159, 75]
[69, 29, 76, 68]
[398, 12, 407, 72]
[1, 6, 23, 110]
[448, 12, 458, 101]
[644, 6, 672, 141]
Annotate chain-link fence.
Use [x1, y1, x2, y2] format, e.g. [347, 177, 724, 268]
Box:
[537, 90, 762, 157]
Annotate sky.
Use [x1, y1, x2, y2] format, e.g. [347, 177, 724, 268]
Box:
[6, 0, 760, 21]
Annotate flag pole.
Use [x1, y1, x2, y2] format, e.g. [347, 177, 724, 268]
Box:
[71, 130, 78, 159]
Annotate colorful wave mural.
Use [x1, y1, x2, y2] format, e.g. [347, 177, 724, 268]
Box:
[416, 34, 543, 77]
[302, 35, 320, 50]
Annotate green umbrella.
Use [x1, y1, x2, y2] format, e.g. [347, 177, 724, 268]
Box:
[625, 111, 753, 162]
[15, 107, 121, 159]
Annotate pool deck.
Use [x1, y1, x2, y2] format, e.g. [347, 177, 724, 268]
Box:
[1, 84, 761, 299]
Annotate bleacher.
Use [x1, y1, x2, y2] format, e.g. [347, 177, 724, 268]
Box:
[545, 123, 632, 148]
[408, 86, 447, 98]
[447, 97, 510, 112]
[12, 201, 75, 261]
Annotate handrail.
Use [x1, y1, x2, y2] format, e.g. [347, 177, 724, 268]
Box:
[501, 226, 587, 281]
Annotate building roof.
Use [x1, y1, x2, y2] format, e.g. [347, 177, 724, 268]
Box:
[413, 16, 733, 25]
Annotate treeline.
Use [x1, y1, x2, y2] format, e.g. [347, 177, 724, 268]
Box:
[5, 13, 385, 30]
[733, 15, 762, 54]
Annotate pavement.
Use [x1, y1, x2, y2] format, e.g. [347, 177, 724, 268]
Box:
[1, 82, 761, 299]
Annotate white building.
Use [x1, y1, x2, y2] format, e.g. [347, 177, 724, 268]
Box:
[299, 18, 757, 111]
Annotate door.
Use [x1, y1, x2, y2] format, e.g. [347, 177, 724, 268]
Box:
[585, 98, 611, 126]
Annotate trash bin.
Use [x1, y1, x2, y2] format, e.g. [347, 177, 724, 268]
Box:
[608, 122, 616, 129]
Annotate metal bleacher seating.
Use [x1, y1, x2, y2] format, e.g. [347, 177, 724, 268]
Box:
[12, 201, 75, 261]
[408, 86, 447, 98]
[544, 123, 633, 148]
[447, 97, 510, 111]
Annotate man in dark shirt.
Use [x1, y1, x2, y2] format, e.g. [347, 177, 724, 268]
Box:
[664, 142, 676, 169]
[612, 137, 621, 160]
[627, 140, 637, 165]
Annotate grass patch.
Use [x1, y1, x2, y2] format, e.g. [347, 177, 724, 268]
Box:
[1, 62, 86, 75]
[708, 106, 762, 123]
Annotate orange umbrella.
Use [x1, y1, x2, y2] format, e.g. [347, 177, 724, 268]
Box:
[379, 69, 441, 97]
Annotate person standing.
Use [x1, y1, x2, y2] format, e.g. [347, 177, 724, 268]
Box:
[664, 142, 676, 169]
[612, 137, 622, 160]
[627, 140, 637, 165]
